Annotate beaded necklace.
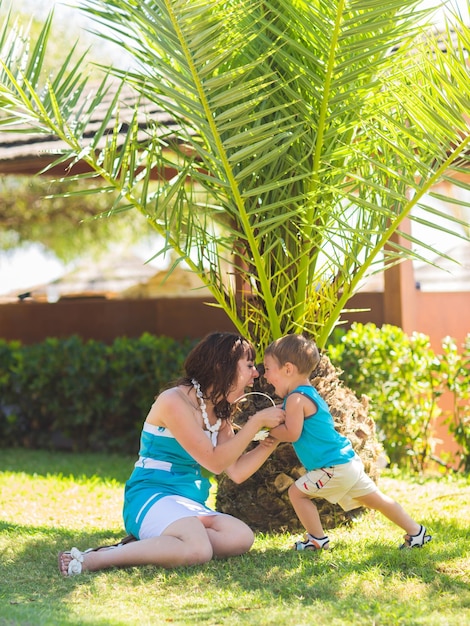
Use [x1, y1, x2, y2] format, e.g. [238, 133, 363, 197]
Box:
[192, 378, 221, 445]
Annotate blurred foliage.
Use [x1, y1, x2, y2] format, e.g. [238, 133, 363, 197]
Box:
[0, 176, 157, 262]
[0, 3, 138, 262]
[328, 323, 469, 473]
[434, 335, 470, 472]
[0, 0, 117, 75]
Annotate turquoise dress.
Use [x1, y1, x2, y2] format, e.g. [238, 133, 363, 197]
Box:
[123, 421, 213, 537]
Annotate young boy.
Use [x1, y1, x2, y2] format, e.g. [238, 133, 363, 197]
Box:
[264, 334, 432, 551]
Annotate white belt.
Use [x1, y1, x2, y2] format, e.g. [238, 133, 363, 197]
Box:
[134, 457, 172, 471]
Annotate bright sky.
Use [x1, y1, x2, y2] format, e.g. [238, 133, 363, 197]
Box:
[0, 0, 468, 296]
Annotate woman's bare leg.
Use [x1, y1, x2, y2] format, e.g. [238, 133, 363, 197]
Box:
[201, 513, 254, 558]
[59, 516, 214, 574]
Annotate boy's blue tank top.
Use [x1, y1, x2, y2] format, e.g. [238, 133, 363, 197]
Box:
[123, 421, 212, 537]
[283, 384, 354, 470]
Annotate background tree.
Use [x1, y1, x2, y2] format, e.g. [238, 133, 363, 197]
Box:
[1, 0, 469, 529]
[0, 176, 155, 262]
[0, 1, 148, 264]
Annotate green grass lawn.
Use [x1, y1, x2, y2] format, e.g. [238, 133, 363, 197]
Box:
[0, 449, 469, 626]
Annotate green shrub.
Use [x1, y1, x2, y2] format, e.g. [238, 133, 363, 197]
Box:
[0, 334, 196, 453]
[104, 334, 196, 451]
[0, 339, 22, 441]
[8, 336, 108, 449]
[328, 323, 440, 471]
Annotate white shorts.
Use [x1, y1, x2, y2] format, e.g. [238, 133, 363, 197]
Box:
[294, 455, 378, 512]
[139, 495, 222, 539]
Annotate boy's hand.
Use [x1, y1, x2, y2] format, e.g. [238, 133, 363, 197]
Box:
[257, 434, 280, 448]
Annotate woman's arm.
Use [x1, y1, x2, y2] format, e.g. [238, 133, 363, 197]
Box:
[223, 434, 281, 483]
[149, 388, 284, 475]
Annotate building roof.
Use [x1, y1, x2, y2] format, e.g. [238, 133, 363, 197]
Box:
[0, 252, 157, 302]
[0, 252, 212, 303]
[0, 83, 180, 177]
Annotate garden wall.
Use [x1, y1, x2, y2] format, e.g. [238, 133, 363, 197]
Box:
[0, 289, 466, 349]
[0, 292, 384, 345]
[413, 291, 469, 465]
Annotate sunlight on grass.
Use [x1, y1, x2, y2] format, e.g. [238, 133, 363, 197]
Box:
[337, 568, 430, 601]
[1, 449, 469, 626]
[1, 471, 124, 531]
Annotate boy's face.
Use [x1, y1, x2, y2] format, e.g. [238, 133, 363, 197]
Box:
[263, 354, 288, 397]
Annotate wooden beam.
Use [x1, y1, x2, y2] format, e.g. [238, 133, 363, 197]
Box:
[383, 218, 418, 331]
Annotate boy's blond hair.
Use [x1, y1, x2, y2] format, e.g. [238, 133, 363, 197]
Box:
[265, 334, 320, 376]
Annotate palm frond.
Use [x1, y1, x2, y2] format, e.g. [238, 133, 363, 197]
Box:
[0, 0, 469, 349]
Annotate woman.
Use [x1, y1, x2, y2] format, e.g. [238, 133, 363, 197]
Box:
[58, 332, 284, 575]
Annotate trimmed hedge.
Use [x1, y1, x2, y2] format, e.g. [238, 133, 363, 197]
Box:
[0, 334, 197, 453]
[2, 325, 468, 472]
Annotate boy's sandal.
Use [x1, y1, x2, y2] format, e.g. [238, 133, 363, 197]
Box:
[293, 534, 330, 551]
[58, 534, 137, 576]
[399, 525, 432, 549]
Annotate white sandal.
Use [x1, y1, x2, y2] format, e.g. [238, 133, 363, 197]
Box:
[58, 547, 86, 576]
[399, 525, 432, 549]
[58, 535, 137, 576]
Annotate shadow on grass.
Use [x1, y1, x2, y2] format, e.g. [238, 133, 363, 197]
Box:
[0, 522, 131, 626]
[1, 518, 469, 625]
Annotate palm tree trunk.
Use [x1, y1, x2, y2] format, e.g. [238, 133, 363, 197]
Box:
[216, 355, 382, 532]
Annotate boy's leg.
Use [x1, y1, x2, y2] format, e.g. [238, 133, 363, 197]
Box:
[288, 483, 326, 538]
[354, 490, 421, 535]
[355, 490, 432, 548]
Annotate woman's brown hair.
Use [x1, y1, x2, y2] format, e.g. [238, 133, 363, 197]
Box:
[179, 332, 256, 420]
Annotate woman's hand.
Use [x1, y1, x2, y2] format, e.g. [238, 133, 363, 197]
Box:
[250, 405, 285, 430]
[224, 426, 282, 483]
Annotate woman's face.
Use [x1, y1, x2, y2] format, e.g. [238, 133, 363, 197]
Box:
[227, 354, 259, 402]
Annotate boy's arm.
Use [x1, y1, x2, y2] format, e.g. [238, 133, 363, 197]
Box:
[269, 393, 311, 442]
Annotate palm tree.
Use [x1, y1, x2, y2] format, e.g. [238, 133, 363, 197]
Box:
[1, 0, 469, 529]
